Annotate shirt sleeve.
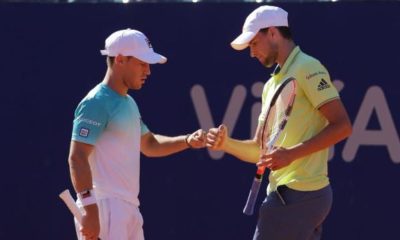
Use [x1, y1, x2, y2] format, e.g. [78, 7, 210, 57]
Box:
[140, 118, 150, 136]
[71, 98, 109, 145]
[297, 62, 339, 109]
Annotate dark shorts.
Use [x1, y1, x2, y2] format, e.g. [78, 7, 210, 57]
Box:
[253, 185, 333, 240]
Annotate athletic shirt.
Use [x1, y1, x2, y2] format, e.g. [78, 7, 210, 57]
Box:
[258, 46, 339, 194]
[71, 83, 149, 206]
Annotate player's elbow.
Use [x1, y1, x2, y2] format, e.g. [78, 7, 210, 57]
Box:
[68, 152, 89, 168]
[341, 120, 353, 140]
[141, 132, 159, 157]
[68, 141, 93, 167]
[141, 149, 156, 157]
[141, 146, 164, 158]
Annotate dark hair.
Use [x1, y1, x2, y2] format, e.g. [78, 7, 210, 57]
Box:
[107, 56, 115, 67]
[106, 56, 133, 67]
[259, 26, 292, 40]
[259, 27, 269, 33]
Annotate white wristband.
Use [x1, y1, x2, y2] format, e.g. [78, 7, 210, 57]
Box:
[77, 189, 97, 207]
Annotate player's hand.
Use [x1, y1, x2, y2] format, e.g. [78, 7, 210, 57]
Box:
[206, 124, 227, 150]
[187, 129, 207, 148]
[257, 147, 294, 171]
[80, 204, 100, 240]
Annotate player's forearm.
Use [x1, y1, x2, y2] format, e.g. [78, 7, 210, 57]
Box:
[223, 138, 260, 164]
[68, 151, 99, 233]
[143, 134, 188, 157]
[288, 120, 352, 161]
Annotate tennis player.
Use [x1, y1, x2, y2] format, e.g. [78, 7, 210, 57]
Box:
[68, 28, 206, 240]
[206, 6, 352, 240]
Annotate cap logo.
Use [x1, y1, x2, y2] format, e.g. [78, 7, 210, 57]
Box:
[145, 38, 153, 49]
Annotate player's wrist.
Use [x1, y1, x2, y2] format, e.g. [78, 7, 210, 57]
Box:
[83, 203, 99, 214]
[218, 135, 230, 151]
[77, 189, 97, 207]
[285, 146, 300, 163]
[185, 134, 194, 149]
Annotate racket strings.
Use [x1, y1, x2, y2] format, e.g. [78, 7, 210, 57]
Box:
[262, 81, 297, 151]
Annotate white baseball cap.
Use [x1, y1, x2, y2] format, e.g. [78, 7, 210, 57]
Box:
[100, 28, 167, 64]
[231, 6, 288, 51]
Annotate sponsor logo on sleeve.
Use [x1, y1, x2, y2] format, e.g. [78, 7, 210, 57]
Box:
[306, 71, 327, 80]
[78, 118, 101, 127]
[317, 78, 331, 91]
[79, 128, 89, 137]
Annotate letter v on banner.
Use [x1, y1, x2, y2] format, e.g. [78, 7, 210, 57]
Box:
[191, 85, 247, 159]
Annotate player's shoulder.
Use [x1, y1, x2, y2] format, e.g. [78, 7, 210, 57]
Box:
[297, 51, 325, 70]
[76, 84, 120, 113]
[292, 51, 329, 82]
[80, 84, 107, 105]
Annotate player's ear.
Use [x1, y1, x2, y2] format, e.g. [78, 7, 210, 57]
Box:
[115, 54, 125, 65]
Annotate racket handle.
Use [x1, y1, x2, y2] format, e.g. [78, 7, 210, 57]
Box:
[243, 177, 262, 216]
[59, 190, 102, 240]
[59, 189, 83, 224]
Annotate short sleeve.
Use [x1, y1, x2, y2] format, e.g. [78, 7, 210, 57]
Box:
[297, 62, 339, 109]
[140, 118, 149, 136]
[72, 98, 109, 145]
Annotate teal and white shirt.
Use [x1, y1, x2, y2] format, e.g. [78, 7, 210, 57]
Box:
[72, 83, 149, 206]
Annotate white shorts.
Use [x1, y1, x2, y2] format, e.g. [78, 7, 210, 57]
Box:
[75, 198, 144, 240]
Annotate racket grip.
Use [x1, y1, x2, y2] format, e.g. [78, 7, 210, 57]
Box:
[59, 189, 83, 224]
[243, 177, 262, 216]
[59, 190, 102, 240]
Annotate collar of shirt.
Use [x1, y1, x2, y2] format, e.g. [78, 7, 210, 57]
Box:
[271, 46, 301, 80]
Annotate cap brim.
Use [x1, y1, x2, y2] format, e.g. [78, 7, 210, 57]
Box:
[100, 49, 167, 64]
[100, 49, 109, 55]
[230, 31, 257, 51]
[135, 51, 167, 64]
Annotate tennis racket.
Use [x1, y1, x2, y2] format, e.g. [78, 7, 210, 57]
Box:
[59, 189, 101, 240]
[243, 77, 297, 216]
[59, 189, 83, 224]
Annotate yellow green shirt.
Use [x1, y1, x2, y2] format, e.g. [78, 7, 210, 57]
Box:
[258, 46, 340, 194]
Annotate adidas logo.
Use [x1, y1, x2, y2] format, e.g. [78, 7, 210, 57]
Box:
[317, 78, 330, 91]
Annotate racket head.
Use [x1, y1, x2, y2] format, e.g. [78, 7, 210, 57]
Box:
[260, 77, 297, 152]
